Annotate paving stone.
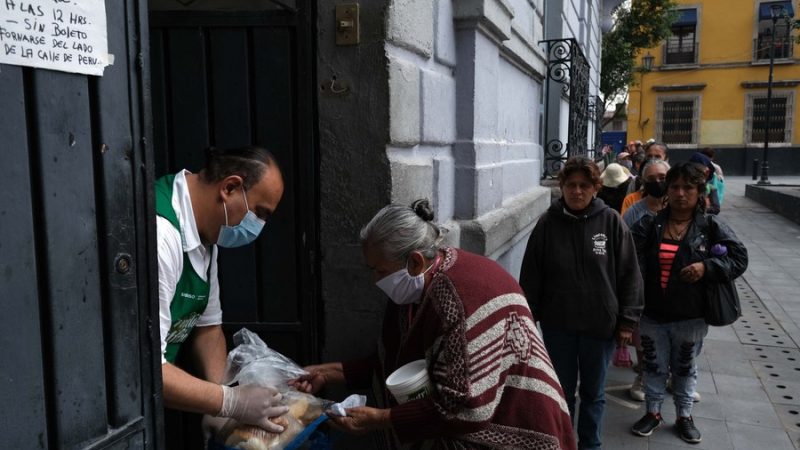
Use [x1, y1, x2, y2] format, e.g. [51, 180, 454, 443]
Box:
[763, 379, 800, 406]
[718, 396, 784, 429]
[712, 372, 771, 402]
[727, 421, 796, 450]
[774, 404, 800, 434]
[743, 345, 800, 365]
[690, 392, 724, 421]
[705, 353, 758, 378]
[752, 360, 800, 381]
[706, 326, 742, 343]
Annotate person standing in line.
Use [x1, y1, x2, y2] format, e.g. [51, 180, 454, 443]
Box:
[689, 152, 721, 215]
[598, 163, 634, 213]
[700, 147, 725, 206]
[629, 162, 748, 444]
[520, 156, 643, 450]
[622, 158, 670, 402]
[621, 142, 670, 217]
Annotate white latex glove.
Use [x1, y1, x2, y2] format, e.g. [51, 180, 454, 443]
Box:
[218, 385, 290, 433]
[201, 414, 229, 442]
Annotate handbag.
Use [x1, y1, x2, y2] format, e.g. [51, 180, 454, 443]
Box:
[704, 278, 741, 326]
[703, 217, 742, 326]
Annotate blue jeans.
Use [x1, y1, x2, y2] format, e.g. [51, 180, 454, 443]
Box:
[639, 316, 708, 418]
[541, 323, 615, 450]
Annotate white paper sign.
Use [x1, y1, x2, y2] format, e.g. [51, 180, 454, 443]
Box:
[0, 0, 111, 76]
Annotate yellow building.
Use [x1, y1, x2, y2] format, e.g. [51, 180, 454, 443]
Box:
[626, 0, 800, 174]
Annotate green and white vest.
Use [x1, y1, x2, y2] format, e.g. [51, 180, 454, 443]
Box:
[155, 174, 213, 363]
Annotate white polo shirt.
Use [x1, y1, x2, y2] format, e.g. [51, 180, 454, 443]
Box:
[157, 170, 222, 364]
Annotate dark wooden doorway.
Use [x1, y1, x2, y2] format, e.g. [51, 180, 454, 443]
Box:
[148, 1, 319, 447]
[0, 1, 162, 448]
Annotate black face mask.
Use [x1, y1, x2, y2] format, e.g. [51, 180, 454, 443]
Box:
[644, 180, 667, 198]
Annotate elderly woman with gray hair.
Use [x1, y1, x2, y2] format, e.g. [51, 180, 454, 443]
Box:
[292, 199, 576, 449]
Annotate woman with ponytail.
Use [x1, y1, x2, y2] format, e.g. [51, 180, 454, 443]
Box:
[292, 199, 576, 449]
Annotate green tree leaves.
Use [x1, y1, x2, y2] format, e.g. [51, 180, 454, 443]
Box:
[601, 0, 678, 114]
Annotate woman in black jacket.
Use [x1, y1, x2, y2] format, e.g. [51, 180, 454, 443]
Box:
[629, 162, 748, 444]
[520, 156, 643, 450]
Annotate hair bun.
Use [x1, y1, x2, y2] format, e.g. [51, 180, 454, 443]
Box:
[411, 199, 434, 222]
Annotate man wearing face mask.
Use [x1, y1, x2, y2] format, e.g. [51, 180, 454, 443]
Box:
[155, 146, 287, 440]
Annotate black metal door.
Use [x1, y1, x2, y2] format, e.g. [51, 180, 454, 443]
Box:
[0, 1, 162, 449]
[148, 4, 318, 445]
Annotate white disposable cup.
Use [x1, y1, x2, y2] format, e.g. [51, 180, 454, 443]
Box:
[385, 359, 432, 404]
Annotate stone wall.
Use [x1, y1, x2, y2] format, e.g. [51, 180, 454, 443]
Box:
[386, 0, 551, 279]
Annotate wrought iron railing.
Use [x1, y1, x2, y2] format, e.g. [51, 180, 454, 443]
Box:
[540, 38, 591, 177]
[664, 42, 699, 65]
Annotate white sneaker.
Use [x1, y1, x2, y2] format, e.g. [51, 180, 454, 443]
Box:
[629, 374, 645, 401]
[693, 391, 701, 402]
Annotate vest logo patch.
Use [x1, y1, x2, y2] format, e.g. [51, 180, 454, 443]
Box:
[504, 312, 535, 363]
[592, 233, 608, 256]
[180, 292, 207, 301]
[166, 313, 201, 344]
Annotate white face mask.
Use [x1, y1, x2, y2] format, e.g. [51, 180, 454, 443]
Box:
[375, 256, 436, 305]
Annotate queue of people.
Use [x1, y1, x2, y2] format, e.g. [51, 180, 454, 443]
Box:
[156, 144, 747, 450]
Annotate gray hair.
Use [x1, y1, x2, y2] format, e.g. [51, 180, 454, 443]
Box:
[359, 199, 444, 262]
[641, 159, 671, 178]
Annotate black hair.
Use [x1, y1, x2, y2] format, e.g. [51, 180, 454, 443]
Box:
[665, 162, 707, 213]
[411, 199, 435, 222]
[201, 145, 280, 190]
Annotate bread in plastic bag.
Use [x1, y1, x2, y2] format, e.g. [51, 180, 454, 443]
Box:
[213, 329, 331, 450]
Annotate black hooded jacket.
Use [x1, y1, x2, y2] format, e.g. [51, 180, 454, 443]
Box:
[630, 208, 748, 322]
[519, 198, 644, 338]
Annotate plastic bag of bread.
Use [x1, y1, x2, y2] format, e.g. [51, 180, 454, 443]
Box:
[214, 391, 328, 450]
[209, 329, 333, 450]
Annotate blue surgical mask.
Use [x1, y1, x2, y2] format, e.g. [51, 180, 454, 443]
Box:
[375, 255, 436, 305]
[217, 187, 265, 248]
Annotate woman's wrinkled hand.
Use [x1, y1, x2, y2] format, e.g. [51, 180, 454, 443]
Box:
[288, 365, 328, 394]
[679, 262, 705, 283]
[328, 406, 391, 434]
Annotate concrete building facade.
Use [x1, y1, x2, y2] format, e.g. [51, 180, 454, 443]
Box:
[317, 0, 611, 370]
[627, 0, 800, 174]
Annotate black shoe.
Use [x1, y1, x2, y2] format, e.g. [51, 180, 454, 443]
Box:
[631, 412, 663, 437]
[676, 416, 702, 443]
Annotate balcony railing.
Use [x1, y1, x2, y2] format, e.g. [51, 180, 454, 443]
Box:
[753, 36, 794, 61]
[664, 42, 699, 65]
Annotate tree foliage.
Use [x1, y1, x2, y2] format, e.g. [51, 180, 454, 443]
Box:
[601, 0, 679, 115]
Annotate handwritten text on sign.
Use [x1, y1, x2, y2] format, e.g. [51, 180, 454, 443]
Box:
[0, 0, 111, 76]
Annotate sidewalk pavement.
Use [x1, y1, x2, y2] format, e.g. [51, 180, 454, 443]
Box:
[602, 176, 800, 450]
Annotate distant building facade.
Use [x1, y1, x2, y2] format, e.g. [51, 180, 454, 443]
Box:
[627, 0, 800, 174]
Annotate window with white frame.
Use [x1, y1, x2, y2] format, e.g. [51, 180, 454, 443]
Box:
[665, 9, 698, 65]
[745, 91, 794, 143]
[656, 95, 699, 145]
[755, 1, 794, 60]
